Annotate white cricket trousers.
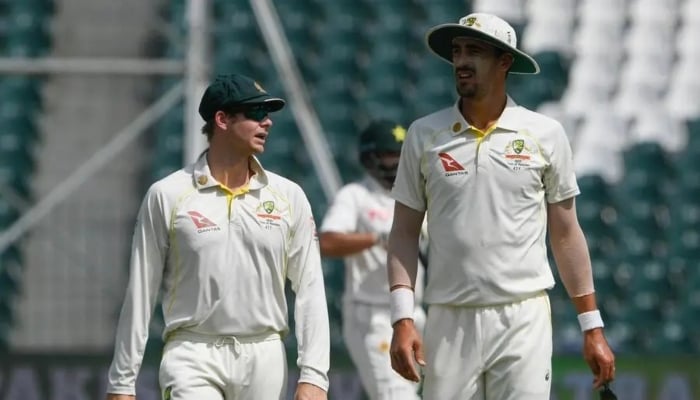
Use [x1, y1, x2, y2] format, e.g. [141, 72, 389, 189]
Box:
[158, 331, 286, 400]
[343, 300, 425, 400]
[422, 292, 552, 400]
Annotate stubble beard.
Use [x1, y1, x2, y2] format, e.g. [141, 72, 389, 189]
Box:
[456, 82, 478, 99]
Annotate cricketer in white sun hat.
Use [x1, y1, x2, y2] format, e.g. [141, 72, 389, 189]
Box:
[426, 13, 540, 74]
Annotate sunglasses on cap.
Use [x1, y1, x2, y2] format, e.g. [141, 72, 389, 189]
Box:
[600, 384, 617, 400]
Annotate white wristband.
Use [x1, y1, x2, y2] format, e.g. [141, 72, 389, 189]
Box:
[577, 310, 604, 332]
[390, 287, 415, 325]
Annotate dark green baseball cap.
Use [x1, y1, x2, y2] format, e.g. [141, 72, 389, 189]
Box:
[198, 74, 286, 120]
[358, 119, 406, 155]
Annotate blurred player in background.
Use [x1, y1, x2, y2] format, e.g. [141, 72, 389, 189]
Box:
[386, 13, 616, 400]
[319, 120, 426, 400]
[106, 73, 329, 400]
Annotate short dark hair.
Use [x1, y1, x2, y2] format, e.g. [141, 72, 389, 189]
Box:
[200, 107, 247, 141]
[201, 119, 215, 141]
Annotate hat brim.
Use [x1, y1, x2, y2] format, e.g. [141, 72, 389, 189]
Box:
[426, 24, 540, 75]
[235, 95, 286, 112]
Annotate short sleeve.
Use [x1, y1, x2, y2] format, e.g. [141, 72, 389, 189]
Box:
[391, 122, 427, 211]
[319, 184, 359, 233]
[543, 122, 580, 203]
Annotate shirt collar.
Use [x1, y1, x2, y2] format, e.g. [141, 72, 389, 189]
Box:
[192, 151, 269, 191]
[449, 96, 521, 136]
[247, 156, 268, 190]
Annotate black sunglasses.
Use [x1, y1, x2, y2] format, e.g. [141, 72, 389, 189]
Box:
[240, 106, 269, 122]
[600, 384, 617, 400]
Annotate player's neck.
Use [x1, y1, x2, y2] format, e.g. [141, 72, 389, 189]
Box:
[206, 149, 251, 190]
[460, 92, 507, 131]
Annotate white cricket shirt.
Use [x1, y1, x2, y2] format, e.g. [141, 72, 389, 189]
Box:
[392, 98, 579, 306]
[320, 176, 425, 305]
[107, 153, 330, 394]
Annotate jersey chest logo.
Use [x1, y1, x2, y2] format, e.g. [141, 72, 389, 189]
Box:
[367, 208, 391, 221]
[503, 135, 538, 171]
[186, 211, 221, 232]
[256, 200, 283, 230]
[438, 152, 468, 176]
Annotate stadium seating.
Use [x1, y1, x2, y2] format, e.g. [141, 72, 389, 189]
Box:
[472, 0, 525, 35]
[0, 246, 22, 298]
[0, 77, 42, 111]
[0, 0, 52, 348]
[666, 57, 700, 121]
[524, 0, 576, 28]
[508, 50, 569, 109]
[151, 105, 185, 181]
[577, 175, 618, 262]
[521, 18, 574, 55]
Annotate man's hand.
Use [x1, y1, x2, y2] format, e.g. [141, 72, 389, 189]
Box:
[375, 232, 390, 248]
[390, 318, 425, 382]
[106, 394, 135, 400]
[583, 328, 615, 389]
[294, 382, 327, 400]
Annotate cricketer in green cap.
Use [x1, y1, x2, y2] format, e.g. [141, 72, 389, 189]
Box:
[198, 73, 286, 121]
[358, 119, 406, 190]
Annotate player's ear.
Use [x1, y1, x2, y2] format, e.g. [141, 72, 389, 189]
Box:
[499, 52, 514, 72]
[214, 110, 231, 130]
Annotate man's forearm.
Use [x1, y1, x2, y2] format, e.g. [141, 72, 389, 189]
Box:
[550, 224, 595, 299]
[318, 232, 378, 257]
[552, 228, 605, 333]
[387, 229, 420, 288]
[571, 292, 599, 314]
[387, 230, 418, 324]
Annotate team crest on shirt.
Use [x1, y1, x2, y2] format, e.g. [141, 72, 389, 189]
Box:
[256, 200, 282, 229]
[503, 135, 535, 170]
[512, 139, 525, 154]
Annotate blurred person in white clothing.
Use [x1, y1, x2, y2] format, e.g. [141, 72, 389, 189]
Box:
[319, 120, 426, 400]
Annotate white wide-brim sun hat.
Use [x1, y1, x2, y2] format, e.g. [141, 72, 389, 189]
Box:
[426, 13, 540, 74]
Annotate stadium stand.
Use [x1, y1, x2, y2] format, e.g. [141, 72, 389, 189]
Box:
[0, 0, 53, 350]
